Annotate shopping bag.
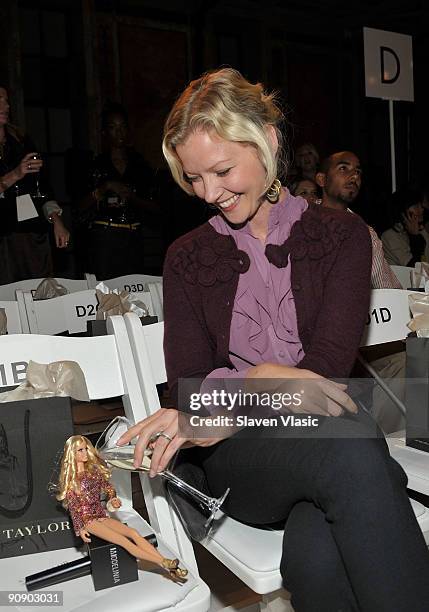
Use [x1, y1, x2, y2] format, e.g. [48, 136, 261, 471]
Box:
[0, 396, 79, 558]
[405, 337, 429, 453]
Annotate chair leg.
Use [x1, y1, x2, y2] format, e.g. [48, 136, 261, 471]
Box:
[259, 589, 294, 612]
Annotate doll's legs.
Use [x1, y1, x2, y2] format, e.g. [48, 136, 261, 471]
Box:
[85, 519, 188, 579]
[101, 519, 165, 562]
[85, 518, 162, 564]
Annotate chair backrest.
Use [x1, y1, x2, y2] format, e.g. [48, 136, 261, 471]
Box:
[360, 289, 413, 346]
[21, 289, 154, 335]
[0, 277, 91, 301]
[123, 314, 197, 573]
[94, 274, 163, 293]
[0, 315, 145, 507]
[390, 265, 415, 290]
[0, 300, 24, 333]
[146, 282, 163, 322]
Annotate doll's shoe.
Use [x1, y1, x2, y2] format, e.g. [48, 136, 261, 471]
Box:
[161, 558, 188, 582]
[161, 558, 179, 570]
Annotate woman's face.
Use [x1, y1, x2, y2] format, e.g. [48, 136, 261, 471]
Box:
[296, 145, 318, 172]
[176, 129, 268, 225]
[75, 441, 88, 464]
[104, 112, 128, 148]
[0, 88, 10, 127]
[294, 179, 319, 205]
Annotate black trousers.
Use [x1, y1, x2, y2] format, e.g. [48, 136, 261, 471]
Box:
[0, 232, 53, 284]
[190, 409, 429, 611]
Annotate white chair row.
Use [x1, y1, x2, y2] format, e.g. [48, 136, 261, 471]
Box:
[0, 273, 164, 335]
[0, 288, 157, 336]
[0, 316, 210, 612]
[0, 274, 95, 301]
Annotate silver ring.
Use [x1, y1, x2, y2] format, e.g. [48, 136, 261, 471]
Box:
[154, 430, 173, 443]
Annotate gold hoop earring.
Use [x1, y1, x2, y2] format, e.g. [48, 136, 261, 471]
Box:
[266, 178, 282, 203]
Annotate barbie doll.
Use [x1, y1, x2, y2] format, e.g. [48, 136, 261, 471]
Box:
[56, 435, 187, 581]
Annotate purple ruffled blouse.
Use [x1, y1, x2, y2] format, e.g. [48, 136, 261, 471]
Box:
[208, 190, 307, 379]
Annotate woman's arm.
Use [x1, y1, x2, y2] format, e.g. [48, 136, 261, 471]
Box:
[163, 245, 218, 406]
[49, 211, 70, 249]
[296, 215, 372, 379]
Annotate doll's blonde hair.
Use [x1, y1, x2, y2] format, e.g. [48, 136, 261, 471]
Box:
[56, 435, 111, 507]
[162, 68, 287, 197]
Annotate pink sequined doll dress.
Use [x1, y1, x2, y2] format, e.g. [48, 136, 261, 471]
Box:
[66, 469, 116, 536]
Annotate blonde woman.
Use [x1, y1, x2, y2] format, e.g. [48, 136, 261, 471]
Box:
[56, 435, 187, 581]
[120, 69, 429, 610]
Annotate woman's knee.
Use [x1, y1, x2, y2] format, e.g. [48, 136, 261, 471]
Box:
[319, 436, 405, 490]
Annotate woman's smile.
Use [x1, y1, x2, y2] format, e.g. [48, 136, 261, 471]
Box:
[176, 129, 268, 226]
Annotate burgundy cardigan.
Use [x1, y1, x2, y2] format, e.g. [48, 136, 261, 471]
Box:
[163, 204, 372, 405]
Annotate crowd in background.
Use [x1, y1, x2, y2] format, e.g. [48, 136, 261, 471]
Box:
[1, 79, 428, 286]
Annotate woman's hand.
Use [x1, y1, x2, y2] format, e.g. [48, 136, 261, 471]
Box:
[117, 408, 223, 477]
[51, 213, 70, 248]
[13, 152, 43, 181]
[247, 363, 357, 417]
[79, 529, 91, 543]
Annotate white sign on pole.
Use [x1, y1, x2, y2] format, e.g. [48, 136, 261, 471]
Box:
[363, 27, 414, 102]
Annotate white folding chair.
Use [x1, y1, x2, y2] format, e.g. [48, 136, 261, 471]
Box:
[0, 316, 210, 612]
[359, 289, 414, 419]
[88, 274, 163, 293]
[0, 277, 92, 301]
[0, 299, 25, 333]
[124, 314, 429, 611]
[21, 289, 154, 336]
[146, 281, 164, 322]
[389, 266, 414, 290]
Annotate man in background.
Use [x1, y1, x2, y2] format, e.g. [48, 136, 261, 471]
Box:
[316, 151, 404, 434]
[316, 150, 401, 289]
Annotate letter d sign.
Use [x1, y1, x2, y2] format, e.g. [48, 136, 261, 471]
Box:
[380, 46, 400, 84]
[364, 27, 413, 102]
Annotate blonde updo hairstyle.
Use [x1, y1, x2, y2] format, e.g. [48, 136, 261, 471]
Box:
[162, 68, 286, 198]
[56, 435, 111, 507]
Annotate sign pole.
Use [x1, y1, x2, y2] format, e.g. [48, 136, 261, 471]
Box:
[389, 99, 396, 193]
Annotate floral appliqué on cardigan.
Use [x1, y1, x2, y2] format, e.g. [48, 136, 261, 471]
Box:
[265, 213, 351, 267]
[170, 233, 250, 286]
[66, 470, 116, 536]
[171, 212, 351, 286]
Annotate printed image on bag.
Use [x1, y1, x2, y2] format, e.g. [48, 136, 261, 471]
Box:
[0, 397, 80, 558]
